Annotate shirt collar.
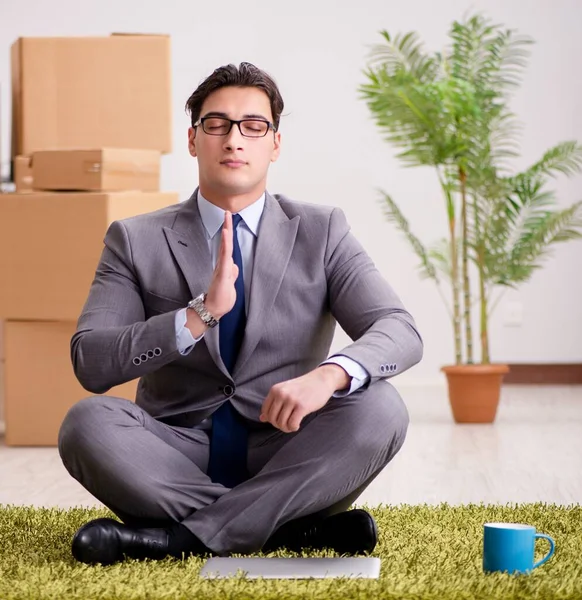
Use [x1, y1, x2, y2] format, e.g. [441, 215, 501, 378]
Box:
[197, 190, 265, 238]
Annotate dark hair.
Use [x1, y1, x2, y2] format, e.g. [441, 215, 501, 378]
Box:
[185, 62, 284, 131]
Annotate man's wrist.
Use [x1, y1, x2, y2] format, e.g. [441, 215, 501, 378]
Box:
[185, 307, 211, 338]
[318, 363, 350, 393]
[203, 297, 223, 321]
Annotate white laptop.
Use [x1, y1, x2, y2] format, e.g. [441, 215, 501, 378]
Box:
[199, 557, 381, 579]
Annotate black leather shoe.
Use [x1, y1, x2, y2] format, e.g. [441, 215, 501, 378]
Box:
[72, 518, 170, 565]
[264, 509, 377, 555]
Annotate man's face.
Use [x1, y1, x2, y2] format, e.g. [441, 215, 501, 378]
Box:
[188, 86, 281, 199]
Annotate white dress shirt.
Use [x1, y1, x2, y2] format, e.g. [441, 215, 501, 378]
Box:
[174, 191, 370, 397]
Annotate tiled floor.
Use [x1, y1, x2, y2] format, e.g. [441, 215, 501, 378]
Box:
[1, 384, 581, 509]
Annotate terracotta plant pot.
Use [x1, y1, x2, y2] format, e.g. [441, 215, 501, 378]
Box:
[441, 364, 510, 423]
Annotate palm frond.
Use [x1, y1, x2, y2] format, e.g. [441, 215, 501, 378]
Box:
[486, 195, 582, 286]
[449, 13, 532, 95]
[367, 30, 438, 81]
[378, 191, 440, 282]
[427, 237, 457, 282]
[471, 193, 512, 284]
[360, 72, 460, 167]
[503, 202, 582, 284]
[487, 110, 523, 169]
[461, 109, 519, 183]
[521, 141, 582, 180]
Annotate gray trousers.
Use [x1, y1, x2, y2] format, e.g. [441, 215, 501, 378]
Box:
[58, 379, 409, 555]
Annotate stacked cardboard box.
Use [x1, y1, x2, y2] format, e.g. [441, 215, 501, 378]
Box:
[1, 34, 177, 445]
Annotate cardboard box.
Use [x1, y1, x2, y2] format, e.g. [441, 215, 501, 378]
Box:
[0, 320, 4, 430]
[11, 35, 172, 158]
[13, 155, 32, 191]
[3, 320, 138, 446]
[0, 318, 4, 430]
[0, 191, 179, 320]
[0, 354, 4, 433]
[0, 83, 3, 194]
[32, 148, 161, 192]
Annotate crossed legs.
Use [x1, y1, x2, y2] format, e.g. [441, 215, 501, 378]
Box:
[58, 380, 409, 556]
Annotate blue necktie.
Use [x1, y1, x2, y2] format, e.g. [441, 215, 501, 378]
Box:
[207, 214, 249, 488]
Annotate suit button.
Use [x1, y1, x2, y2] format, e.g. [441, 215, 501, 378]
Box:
[147, 349, 155, 359]
[140, 353, 148, 362]
[154, 347, 162, 356]
[223, 384, 234, 396]
[380, 365, 386, 373]
[132, 357, 141, 366]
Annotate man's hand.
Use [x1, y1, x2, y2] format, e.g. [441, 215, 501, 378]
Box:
[260, 364, 350, 433]
[186, 211, 238, 336]
[205, 211, 239, 318]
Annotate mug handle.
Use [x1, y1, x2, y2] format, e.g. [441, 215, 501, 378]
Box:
[532, 533, 555, 569]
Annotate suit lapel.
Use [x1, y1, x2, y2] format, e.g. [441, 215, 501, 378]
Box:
[162, 189, 300, 380]
[234, 193, 300, 377]
[162, 189, 228, 377]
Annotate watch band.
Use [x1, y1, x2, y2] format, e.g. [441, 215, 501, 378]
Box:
[187, 293, 219, 328]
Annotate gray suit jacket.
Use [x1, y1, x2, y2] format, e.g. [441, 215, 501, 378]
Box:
[72, 190, 423, 427]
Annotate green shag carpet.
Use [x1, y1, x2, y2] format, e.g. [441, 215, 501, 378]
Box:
[1, 503, 581, 599]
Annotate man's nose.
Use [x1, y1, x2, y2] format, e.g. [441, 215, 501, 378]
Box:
[223, 123, 245, 151]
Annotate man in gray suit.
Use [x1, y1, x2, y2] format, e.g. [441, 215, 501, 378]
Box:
[58, 62, 423, 565]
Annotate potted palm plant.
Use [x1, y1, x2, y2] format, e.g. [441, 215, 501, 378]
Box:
[359, 13, 582, 422]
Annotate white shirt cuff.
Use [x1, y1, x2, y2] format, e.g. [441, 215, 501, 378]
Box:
[175, 308, 203, 355]
[321, 355, 370, 398]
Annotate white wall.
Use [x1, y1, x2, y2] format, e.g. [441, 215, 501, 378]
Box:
[0, 0, 581, 396]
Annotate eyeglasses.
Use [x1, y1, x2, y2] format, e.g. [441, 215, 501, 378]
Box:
[194, 116, 276, 138]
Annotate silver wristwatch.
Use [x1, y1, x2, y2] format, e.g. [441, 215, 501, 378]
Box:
[187, 293, 219, 328]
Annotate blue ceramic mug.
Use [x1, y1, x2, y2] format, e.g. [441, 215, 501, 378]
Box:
[483, 523, 555, 575]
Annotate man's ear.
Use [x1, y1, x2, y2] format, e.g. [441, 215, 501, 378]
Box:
[271, 131, 281, 163]
[188, 127, 197, 157]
